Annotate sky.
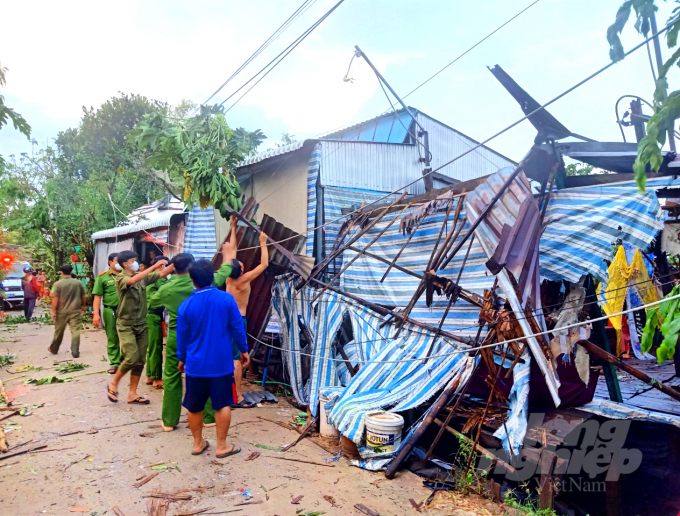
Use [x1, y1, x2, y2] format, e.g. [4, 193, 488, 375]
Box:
[2, 0, 680, 166]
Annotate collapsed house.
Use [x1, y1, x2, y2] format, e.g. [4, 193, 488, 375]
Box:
[245, 71, 680, 515]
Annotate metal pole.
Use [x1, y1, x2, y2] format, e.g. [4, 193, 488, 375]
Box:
[650, 13, 676, 151]
[355, 45, 433, 187]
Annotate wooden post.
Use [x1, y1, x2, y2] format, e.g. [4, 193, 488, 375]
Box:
[385, 371, 466, 479]
[577, 339, 680, 403]
[584, 276, 622, 403]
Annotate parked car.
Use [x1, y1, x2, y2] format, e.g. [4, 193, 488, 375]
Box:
[2, 262, 30, 310]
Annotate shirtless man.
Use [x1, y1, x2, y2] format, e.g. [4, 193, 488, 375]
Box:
[226, 216, 269, 408]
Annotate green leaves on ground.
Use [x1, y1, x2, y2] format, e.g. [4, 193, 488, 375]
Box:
[15, 365, 42, 372]
[54, 362, 89, 374]
[254, 443, 282, 452]
[0, 353, 16, 367]
[606, 1, 680, 190]
[130, 104, 265, 218]
[24, 375, 72, 385]
[642, 284, 680, 362]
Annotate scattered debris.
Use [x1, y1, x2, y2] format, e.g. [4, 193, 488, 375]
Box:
[354, 503, 380, 516]
[267, 456, 335, 468]
[409, 498, 423, 511]
[0, 410, 19, 422]
[294, 511, 326, 516]
[245, 451, 260, 461]
[1, 444, 47, 460]
[176, 508, 214, 516]
[281, 417, 316, 451]
[291, 495, 304, 504]
[254, 443, 282, 452]
[69, 507, 89, 513]
[133, 472, 159, 488]
[111, 507, 127, 516]
[323, 495, 340, 508]
[146, 488, 171, 516]
[24, 375, 72, 385]
[233, 499, 263, 507]
[0, 353, 17, 367]
[55, 362, 89, 374]
[144, 492, 192, 501]
[150, 463, 168, 470]
[14, 365, 42, 372]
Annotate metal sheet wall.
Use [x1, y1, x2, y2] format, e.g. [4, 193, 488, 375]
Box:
[417, 113, 516, 183]
[319, 140, 424, 195]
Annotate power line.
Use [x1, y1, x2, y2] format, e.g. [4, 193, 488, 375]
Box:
[200, 0, 317, 110]
[219, 0, 346, 111]
[249, 289, 680, 365]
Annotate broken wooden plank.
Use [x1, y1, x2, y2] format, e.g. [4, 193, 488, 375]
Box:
[578, 339, 680, 403]
[133, 472, 159, 488]
[281, 417, 317, 452]
[354, 503, 380, 516]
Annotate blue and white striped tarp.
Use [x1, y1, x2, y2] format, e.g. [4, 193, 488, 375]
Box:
[540, 178, 677, 283]
[182, 205, 217, 259]
[306, 145, 322, 257]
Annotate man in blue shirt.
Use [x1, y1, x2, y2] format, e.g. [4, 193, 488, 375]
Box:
[176, 259, 248, 458]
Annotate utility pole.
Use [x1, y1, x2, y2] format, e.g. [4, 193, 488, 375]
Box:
[354, 46, 434, 191]
[650, 13, 676, 151]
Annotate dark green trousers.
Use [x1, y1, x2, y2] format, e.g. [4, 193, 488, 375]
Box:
[145, 313, 163, 380]
[102, 307, 121, 367]
[162, 330, 214, 427]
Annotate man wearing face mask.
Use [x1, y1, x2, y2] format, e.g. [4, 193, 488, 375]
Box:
[92, 253, 121, 374]
[107, 250, 171, 405]
[48, 264, 86, 357]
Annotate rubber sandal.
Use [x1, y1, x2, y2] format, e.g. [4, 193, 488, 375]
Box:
[107, 387, 119, 403]
[230, 399, 256, 409]
[47, 346, 57, 355]
[107, 367, 118, 375]
[216, 444, 241, 459]
[192, 440, 210, 456]
[127, 396, 150, 405]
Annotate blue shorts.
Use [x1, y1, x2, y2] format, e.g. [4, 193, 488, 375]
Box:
[183, 374, 236, 413]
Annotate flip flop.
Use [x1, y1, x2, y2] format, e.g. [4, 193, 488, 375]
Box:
[107, 367, 118, 375]
[127, 396, 150, 405]
[107, 387, 119, 403]
[192, 440, 210, 456]
[230, 399, 256, 409]
[47, 346, 57, 355]
[216, 444, 241, 459]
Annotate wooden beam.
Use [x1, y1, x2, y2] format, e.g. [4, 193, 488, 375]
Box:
[577, 339, 680, 403]
[308, 278, 472, 346]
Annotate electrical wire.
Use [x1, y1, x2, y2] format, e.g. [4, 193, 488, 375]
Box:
[200, 0, 317, 110]
[219, 0, 345, 111]
[235, 18, 674, 252]
[247, 289, 680, 365]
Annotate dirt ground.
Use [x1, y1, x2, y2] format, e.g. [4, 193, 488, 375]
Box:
[0, 308, 509, 516]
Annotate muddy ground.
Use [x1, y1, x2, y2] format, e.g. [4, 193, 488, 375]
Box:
[0, 308, 510, 516]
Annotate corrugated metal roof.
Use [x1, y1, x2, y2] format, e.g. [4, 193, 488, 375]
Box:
[318, 107, 419, 141]
[91, 211, 183, 240]
[322, 111, 413, 143]
[238, 139, 311, 167]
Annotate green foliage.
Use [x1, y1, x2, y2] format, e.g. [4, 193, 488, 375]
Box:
[607, 1, 680, 190]
[565, 163, 595, 176]
[3, 313, 51, 325]
[642, 285, 680, 362]
[54, 362, 89, 374]
[504, 489, 557, 516]
[130, 104, 265, 218]
[0, 353, 16, 367]
[276, 132, 298, 148]
[0, 60, 31, 150]
[24, 375, 72, 385]
[453, 433, 487, 494]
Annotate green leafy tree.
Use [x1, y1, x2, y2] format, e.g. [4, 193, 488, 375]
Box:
[0, 60, 31, 168]
[565, 163, 595, 176]
[607, 1, 680, 189]
[276, 132, 297, 148]
[130, 104, 265, 218]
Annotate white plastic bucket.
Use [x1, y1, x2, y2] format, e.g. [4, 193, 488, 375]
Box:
[365, 411, 404, 453]
[319, 394, 339, 438]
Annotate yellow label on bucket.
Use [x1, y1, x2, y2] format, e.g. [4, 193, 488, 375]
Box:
[366, 430, 396, 448]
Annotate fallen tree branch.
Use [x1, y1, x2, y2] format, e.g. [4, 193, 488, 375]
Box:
[1, 444, 47, 461]
[266, 456, 335, 468]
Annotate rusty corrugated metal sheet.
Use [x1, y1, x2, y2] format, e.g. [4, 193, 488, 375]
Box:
[213, 204, 306, 347]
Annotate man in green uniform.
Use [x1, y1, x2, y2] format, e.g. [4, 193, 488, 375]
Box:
[145, 255, 168, 389]
[149, 242, 237, 431]
[93, 253, 121, 374]
[107, 250, 171, 405]
[48, 264, 86, 357]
